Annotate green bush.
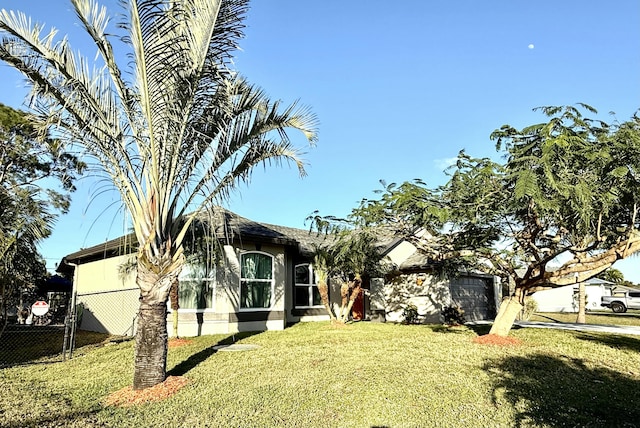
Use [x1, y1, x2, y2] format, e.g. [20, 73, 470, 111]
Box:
[402, 304, 419, 324]
[441, 305, 465, 325]
[521, 297, 538, 321]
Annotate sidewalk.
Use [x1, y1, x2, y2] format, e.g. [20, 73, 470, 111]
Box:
[514, 320, 640, 336]
[468, 320, 640, 336]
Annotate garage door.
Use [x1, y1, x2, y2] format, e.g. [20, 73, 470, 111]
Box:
[449, 276, 495, 321]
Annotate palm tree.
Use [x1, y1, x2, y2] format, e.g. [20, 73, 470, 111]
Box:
[311, 244, 336, 321]
[602, 268, 625, 284]
[0, 0, 318, 390]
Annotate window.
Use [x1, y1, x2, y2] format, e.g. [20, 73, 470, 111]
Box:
[240, 252, 274, 309]
[178, 262, 215, 310]
[295, 263, 322, 308]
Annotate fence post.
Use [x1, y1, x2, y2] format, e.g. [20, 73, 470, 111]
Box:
[69, 291, 78, 359]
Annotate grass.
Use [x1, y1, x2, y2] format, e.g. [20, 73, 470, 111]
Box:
[0, 327, 113, 367]
[1, 320, 640, 427]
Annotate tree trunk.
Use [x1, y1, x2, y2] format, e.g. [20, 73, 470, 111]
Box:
[132, 257, 176, 390]
[317, 280, 335, 320]
[339, 281, 351, 321]
[169, 278, 179, 338]
[489, 296, 523, 337]
[576, 282, 586, 324]
[342, 281, 363, 322]
[133, 301, 168, 390]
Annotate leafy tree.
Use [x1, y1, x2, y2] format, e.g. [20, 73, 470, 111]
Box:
[0, 0, 317, 389]
[0, 103, 83, 334]
[350, 105, 640, 335]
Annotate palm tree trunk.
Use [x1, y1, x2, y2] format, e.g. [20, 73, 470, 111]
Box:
[132, 260, 176, 390]
[133, 301, 168, 390]
[317, 280, 335, 320]
[339, 281, 351, 322]
[342, 281, 362, 322]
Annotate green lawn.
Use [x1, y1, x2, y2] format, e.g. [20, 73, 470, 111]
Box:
[1, 321, 639, 427]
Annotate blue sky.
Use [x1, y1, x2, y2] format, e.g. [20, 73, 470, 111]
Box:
[1, 1, 639, 280]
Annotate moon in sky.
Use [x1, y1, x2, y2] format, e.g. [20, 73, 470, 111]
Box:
[528, 44, 535, 49]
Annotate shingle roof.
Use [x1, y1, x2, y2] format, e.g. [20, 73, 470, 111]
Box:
[398, 250, 436, 272]
[58, 208, 333, 269]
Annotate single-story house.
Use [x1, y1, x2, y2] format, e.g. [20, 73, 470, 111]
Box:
[370, 237, 501, 323]
[57, 209, 500, 336]
[530, 277, 618, 313]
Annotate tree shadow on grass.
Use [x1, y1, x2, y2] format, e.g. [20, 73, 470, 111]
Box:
[575, 332, 640, 353]
[484, 353, 640, 427]
[461, 323, 492, 336]
[167, 331, 261, 377]
[5, 409, 105, 428]
[4, 409, 102, 428]
[427, 324, 479, 335]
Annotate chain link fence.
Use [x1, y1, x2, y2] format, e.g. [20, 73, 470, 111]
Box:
[0, 288, 138, 368]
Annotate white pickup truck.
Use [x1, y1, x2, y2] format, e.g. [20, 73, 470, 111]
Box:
[601, 291, 640, 313]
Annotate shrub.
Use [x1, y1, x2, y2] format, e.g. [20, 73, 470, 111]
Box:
[521, 297, 538, 321]
[442, 305, 465, 326]
[402, 304, 420, 324]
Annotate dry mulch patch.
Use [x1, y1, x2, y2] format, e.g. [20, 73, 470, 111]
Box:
[473, 334, 522, 346]
[104, 376, 189, 407]
[105, 339, 193, 407]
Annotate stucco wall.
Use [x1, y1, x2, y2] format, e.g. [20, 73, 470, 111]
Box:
[75, 254, 136, 293]
[72, 241, 292, 336]
[77, 288, 139, 336]
[384, 273, 451, 323]
[531, 284, 605, 313]
[167, 242, 289, 337]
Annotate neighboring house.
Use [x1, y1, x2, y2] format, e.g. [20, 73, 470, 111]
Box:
[531, 277, 617, 313]
[369, 237, 501, 323]
[57, 209, 500, 336]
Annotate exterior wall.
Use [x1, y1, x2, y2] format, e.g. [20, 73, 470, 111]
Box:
[74, 254, 139, 336]
[384, 273, 451, 323]
[381, 272, 498, 323]
[167, 242, 288, 337]
[532, 284, 605, 313]
[72, 241, 291, 336]
[76, 288, 139, 336]
[75, 254, 136, 293]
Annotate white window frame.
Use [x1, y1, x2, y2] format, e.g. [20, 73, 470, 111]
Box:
[239, 251, 275, 311]
[294, 263, 323, 309]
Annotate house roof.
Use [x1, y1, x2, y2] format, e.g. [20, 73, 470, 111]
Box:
[398, 250, 436, 272]
[57, 208, 332, 272]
